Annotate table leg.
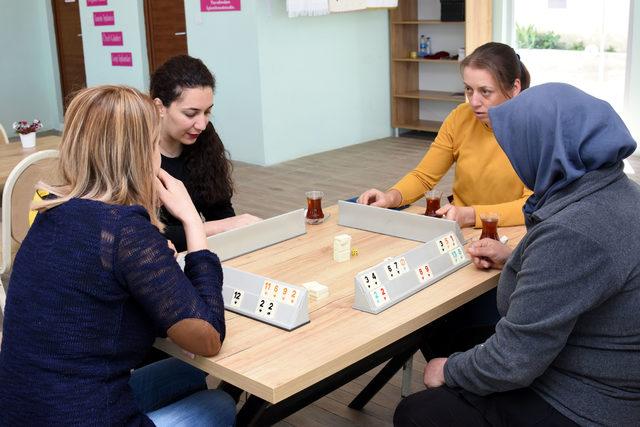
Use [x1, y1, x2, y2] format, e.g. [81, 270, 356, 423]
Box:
[234, 325, 430, 425]
[236, 395, 270, 426]
[347, 344, 418, 410]
[219, 381, 244, 403]
[401, 356, 413, 397]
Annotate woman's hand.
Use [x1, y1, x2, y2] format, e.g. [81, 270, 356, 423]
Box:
[357, 188, 402, 208]
[467, 238, 512, 270]
[156, 169, 206, 252]
[437, 204, 476, 227]
[204, 214, 263, 236]
[156, 169, 200, 224]
[423, 358, 447, 388]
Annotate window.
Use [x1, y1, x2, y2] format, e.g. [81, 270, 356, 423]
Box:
[511, 0, 631, 113]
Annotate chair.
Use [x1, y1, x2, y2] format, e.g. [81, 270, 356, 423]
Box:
[0, 123, 8, 145]
[1, 150, 59, 315]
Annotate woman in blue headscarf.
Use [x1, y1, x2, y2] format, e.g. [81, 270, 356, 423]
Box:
[394, 83, 640, 426]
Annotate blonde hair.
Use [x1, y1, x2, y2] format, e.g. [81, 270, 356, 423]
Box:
[36, 85, 162, 227]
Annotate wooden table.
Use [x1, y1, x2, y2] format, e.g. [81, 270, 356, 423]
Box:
[155, 205, 526, 425]
[0, 135, 60, 187]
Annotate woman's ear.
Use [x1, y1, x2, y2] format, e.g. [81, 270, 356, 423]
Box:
[511, 79, 522, 97]
[153, 98, 166, 117]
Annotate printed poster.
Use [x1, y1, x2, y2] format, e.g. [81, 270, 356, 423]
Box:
[201, 0, 241, 12]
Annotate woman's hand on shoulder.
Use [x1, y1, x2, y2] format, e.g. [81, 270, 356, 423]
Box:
[437, 204, 476, 228]
[156, 169, 200, 225]
[357, 188, 402, 208]
[467, 238, 512, 270]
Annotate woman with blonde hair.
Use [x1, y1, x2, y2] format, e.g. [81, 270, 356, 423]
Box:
[0, 85, 235, 426]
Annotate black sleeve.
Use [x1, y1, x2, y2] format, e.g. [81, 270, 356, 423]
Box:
[161, 200, 236, 253]
[163, 224, 188, 253]
[200, 198, 236, 221]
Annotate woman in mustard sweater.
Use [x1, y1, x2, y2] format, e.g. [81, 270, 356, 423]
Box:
[358, 42, 532, 228]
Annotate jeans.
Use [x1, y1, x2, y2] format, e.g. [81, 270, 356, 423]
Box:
[129, 358, 236, 427]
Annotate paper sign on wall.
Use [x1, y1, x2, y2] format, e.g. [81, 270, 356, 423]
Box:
[87, 0, 108, 6]
[93, 11, 114, 26]
[102, 31, 123, 46]
[111, 52, 132, 67]
[201, 0, 241, 12]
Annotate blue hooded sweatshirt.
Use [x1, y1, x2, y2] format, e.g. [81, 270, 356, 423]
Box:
[444, 83, 640, 426]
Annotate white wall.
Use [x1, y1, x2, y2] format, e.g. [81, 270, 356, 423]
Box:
[255, 1, 391, 165]
[0, 0, 62, 134]
[78, 0, 149, 90]
[185, 0, 266, 165]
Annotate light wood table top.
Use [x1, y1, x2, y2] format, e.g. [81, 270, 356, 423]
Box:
[156, 205, 527, 404]
[0, 135, 60, 187]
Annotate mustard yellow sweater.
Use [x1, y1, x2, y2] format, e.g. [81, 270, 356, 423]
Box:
[392, 103, 532, 227]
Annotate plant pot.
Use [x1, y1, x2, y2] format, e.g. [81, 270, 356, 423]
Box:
[19, 132, 36, 148]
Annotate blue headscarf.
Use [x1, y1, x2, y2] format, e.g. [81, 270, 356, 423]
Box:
[489, 83, 636, 215]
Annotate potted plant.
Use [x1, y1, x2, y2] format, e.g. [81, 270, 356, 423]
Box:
[12, 119, 43, 148]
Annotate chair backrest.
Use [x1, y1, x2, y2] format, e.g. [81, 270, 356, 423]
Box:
[0, 123, 8, 144]
[1, 150, 59, 276]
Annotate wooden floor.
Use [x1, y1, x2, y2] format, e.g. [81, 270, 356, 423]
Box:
[231, 133, 453, 220]
[2, 132, 640, 425]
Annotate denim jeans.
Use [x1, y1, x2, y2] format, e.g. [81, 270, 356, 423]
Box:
[130, 358, 236, 427]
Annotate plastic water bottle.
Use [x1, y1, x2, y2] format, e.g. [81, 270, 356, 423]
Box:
[426, 37, 433, 56]
[419, 35, 427, 58]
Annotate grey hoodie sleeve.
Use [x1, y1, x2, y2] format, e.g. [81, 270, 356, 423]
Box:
[444, 223, 621, 395]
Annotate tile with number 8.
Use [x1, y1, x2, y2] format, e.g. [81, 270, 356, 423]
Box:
[415, 263, 434, 284]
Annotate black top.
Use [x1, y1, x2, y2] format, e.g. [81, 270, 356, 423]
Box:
[161, 153, 235, 251]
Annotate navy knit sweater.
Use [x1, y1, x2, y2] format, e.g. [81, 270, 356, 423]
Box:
[0, 198, 225, 426]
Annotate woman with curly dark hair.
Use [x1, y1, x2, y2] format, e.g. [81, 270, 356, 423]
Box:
[151, 55, 261, 252]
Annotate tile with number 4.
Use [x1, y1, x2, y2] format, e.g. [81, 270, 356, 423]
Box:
[359, 271, 380, 290]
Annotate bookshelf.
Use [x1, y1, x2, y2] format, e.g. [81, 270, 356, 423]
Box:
[390, 0, 492, 134]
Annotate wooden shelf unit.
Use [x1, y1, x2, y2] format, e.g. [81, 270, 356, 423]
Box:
[389, 0, 492, 133]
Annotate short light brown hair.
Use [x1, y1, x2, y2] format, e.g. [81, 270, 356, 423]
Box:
[37, 85, 162, 227]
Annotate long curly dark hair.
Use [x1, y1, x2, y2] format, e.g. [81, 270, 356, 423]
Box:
[150, 55, 233, 204]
